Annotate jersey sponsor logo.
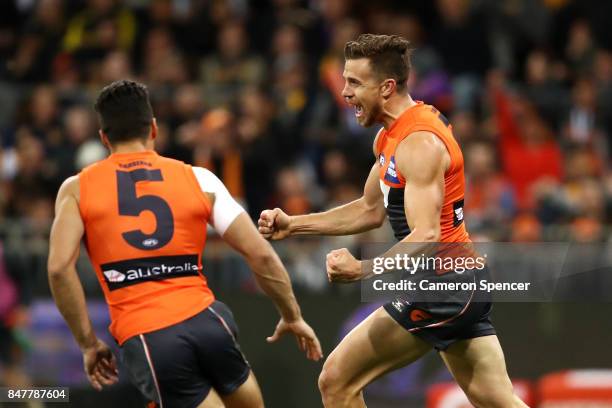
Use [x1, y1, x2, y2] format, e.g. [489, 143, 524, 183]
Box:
[101, 254, 201, 291]
[453, 199, 465, 227]
[379, 153, 385, 167]
[384, 156, 400, 184]
[104, 269, 126, 283]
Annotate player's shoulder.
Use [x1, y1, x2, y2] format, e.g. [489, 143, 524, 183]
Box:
[396, 131, 448, 169]
[157, 153, 186, 165]
[79, 156, 107, 175]
[400, 131, 446, 152]
[57, 175, 80, 201]
[410, 102, 441, 123]
[191, 166, 222, 186]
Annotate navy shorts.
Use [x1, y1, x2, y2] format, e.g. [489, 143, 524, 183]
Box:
[383, 267, 496, 351]
[120, 301, 250, 408]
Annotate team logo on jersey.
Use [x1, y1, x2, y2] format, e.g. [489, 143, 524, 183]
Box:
[142, 238, 159, 248]
[384, 156, 400, 184]
[410, 309, 432, 322]
[101, 254, 201, 291]
[379, 153, 385, 167]
[453, 199, 465, 227]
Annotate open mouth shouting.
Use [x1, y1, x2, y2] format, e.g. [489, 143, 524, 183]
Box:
[355, 104, 364, 118]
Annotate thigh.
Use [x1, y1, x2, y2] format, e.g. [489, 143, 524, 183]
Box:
[218, 372, 264, 408]
[439, 335, 516, 405]
[198, 388, 225, 408]
[122, 329, 211, 408]
[194, 301, 251, 396]
[325, 306, 432, 392]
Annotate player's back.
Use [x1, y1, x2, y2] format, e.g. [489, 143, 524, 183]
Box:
[79, 150, 214, 345]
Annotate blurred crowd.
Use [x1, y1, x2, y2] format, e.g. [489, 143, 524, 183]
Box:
[0, 0, 611, 296]
[2, 0, 612, 246]
[1, 0, 612, 389]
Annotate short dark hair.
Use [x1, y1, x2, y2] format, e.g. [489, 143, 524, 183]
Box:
[94, 80, 154, 143]
[344, 34, 413, 89]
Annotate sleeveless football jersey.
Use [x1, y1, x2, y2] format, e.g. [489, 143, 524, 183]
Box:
[79, 150, 214, 345]
[376, 102, 470, 243]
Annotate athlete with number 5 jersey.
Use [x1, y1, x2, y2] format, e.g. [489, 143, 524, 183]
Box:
[258, 35, 529, 407]
[47, 80, 322, 408]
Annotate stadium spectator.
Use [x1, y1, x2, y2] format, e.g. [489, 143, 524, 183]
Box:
[10, 0, 65, 82]
[491, 81, 563, 210]
[200, 20, 265, 108]
[62, 0, 137, 58]
[464, 140, 515, 231]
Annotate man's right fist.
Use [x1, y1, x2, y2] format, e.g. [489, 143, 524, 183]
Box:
[258, 208, 291, 240]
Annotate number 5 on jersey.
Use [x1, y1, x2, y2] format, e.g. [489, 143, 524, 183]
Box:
[116, 169, 174, 250]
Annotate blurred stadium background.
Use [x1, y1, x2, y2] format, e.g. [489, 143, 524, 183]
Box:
[1, 0, 612, 406]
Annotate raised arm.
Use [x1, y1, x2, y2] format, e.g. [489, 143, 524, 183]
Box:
[48, 176, 118, 390]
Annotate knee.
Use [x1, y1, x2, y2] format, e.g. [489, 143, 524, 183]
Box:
[317, 363, 340, 397]
[464, 384, 517, 408]
[318, 360, 350, 406]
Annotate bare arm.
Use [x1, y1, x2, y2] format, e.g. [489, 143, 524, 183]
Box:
[47, 176, 96, 349]
[278, 162, 386, 236]
[48, 176, 118, 390]
[327, 132, 449, 281]
[259, 132, 387, 239]
[223, 212, 302, 321]
[220, 212, 322, 360]
[397, 131, 447, 243]
[192, 166, 322, 359]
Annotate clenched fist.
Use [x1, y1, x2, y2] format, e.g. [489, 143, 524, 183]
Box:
[326, 248, 363, 283]
[258, 208, 291, 240]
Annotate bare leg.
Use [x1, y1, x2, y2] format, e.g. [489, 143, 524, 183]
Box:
[220, 372, 265, 408]
[440, 335, 530, 408]
[198, 372, 264, 408]
[198, 388, 225, 408]
[318, 307, 432, 408]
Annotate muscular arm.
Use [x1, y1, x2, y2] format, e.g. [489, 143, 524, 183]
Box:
[399, 132, 447, 243]
[222, 213, 301, 322]
[363, 131, 448, 273]
[47, 176, 97, 350]
[288, 162, 386, 236]
[197, 166, 322, 360]
[193, 167, 302, 322]
[327, 132, 450, 281]
[259, 133, 387, 239]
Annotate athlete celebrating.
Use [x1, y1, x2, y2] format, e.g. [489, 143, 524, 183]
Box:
[259, 34, 528, 407]
[48, 80, 322, 408]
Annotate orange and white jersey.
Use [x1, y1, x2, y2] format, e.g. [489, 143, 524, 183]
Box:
[376, 102, 470, 243]
[78, 150, 244, 345]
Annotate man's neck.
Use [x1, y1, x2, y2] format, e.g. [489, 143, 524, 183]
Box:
[110, 140, 151, 155]
[379, 93, 417, 129]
